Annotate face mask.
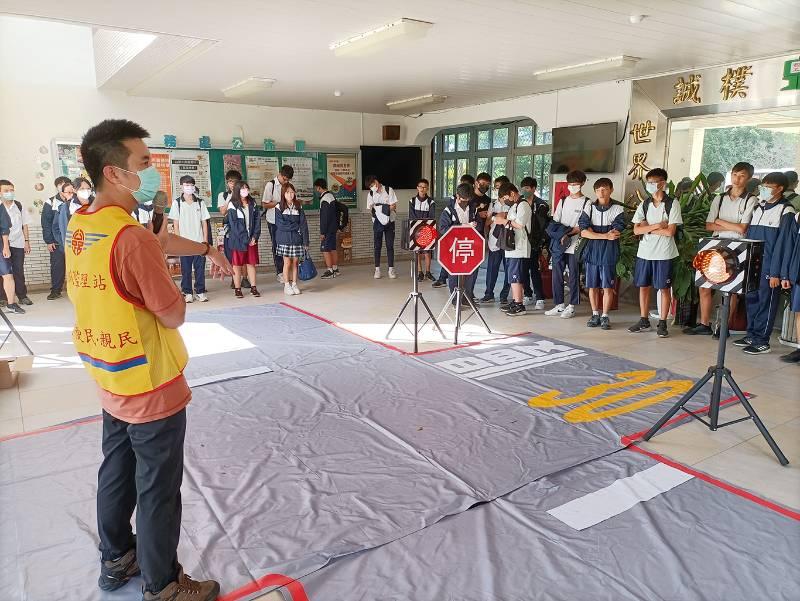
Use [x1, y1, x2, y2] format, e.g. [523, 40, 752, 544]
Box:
[522, 190, 533, 199]
[758, 186, 773, 201]
[77, 189, 92, 201]
[645, 182, 659, 195]
[370, 185, 378, 194]
[1, 192, 14, 201]
[116, 165, 161, 202]
[240, 189, 250, 198]
[182, 184, 195, 195]
[479, 184, 490, 194]
[567, 184, 581, 194]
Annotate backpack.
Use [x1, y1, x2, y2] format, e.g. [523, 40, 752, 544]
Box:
[527, 201, 551, 249]
[643, 195, 684, 242]
[335, 200, 349, 231]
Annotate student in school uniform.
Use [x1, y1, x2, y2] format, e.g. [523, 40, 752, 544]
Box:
[578, 178, 625, 330]
[779, 208, 800, 363]
[0, 179, 32, 308]
[685, 162, 757, 336]
[735, 172, 796, 355]
[217, 170, 249, 289]
[493, 183, 532, 317]
[57, 177, 94, 249]
[365, 174, 398, 279]
[545, 170, 589, 319]
[481, 180, 508, 304]
[275, 182, 310, 295]
[42, 176, 72, 300]
[169, 175, 211, 303]
[408, 178, 435, 281]
[438, 182, 478, 306]
[784, 170, 798, 211]
[226, 181, 262, 299]
[316, 177, 340, 280]
[520, 176, 549, 310]
[262, 165, 294, 283]
[628, 168, 683, 338]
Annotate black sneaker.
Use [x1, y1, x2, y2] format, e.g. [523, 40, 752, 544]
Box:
[417, 272, 425, 282]
[424, 272, 434, 281]
[480, 294, 495, 303]
[321, 269, 335, 279]
[684, 323, 713, 336]
[780, 349, 800, 363]
[47, 291, 62, 300]
[628, 318, 651, 333]
[587, 314, 601, 328]
[432, 280, 446, 288]
[241, 277, 251, 289]
[98, 545, 140, 591]
[333, 268, 341, 276]
[600, 316, 611, 330]
[6, 303, 25, 314]
[657, 320, 669, 338]
[499, 301, 512, 313]
[743, 343, 770, 355]
[732, 336, 753, 347]
[507, 303, 527, 316]
[19, 297, 33, 306]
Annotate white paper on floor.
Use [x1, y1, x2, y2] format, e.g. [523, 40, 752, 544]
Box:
[547, 463, 694, 530]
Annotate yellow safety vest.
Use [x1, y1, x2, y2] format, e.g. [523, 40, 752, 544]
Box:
[66, 205, 188, 396]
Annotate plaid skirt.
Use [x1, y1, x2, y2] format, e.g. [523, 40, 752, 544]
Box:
[277, 243, 304, 257]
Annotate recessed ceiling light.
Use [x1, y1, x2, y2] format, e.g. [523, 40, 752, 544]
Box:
[629, 14, 646, 24]
[386, 94, 447, 111]
[334, 90, 342, 97]
[533, 55, 640, 80]
[221, 77, 276, 98]
[330, 18, 433, 56]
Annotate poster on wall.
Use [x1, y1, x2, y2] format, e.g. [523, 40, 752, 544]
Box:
[170, 150, 212, 202]
[223, 154, 243, 177]
[151, 151, 174, 205]
[245, 155, 279, 202]
[281, 156, 313, 202]
[326, 154, 358, 208]
[53, 141, 89, 181]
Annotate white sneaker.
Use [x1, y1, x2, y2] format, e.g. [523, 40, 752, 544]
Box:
[184, 293, 194, 304]
[388, 267, 397, 279]
[649, 310, 660, 320]
[196, 293, 208, 302]
[523, 296, 533, 305]
[291, 282, 301, 295]
[374, 268, 382, 279]
[534, 300, 545, 310]
[284, 283, 294, 296]
[544, 304, 565, 316]
[560, 304, 576, 319]
[277, 274, 285, 284]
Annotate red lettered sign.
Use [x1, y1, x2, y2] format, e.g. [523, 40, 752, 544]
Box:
[438, 225, 485, 276]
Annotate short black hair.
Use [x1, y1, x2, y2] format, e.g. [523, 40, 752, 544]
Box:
[313, 178, 328, 189]
[279, 165, 294, 179]
[459, 174, 475, 186]
[593, 177, 613, 190]
[646, 168, 668, 181]
[520, 177, 537, 189]
[179, 175, 196, 185]
[731, 162, 755, 178]
[54, 176, 71, 188]
[498, 182, 518, 198]
[0, 179, 13, 188]
[365, 174, 379, 187]
[762, 171, 789, 191]
[80, 119, 150, 190]
[456, 182, 474, 201]
[566, 170, 587, 184]
[61, 181, 74, 192]
[476, 172, 491, 183]
[225, 169, 242, 181]
[73, 177, 93, 189]
[417, 178, 429, 186]
[784, 170, 797, 186]
[494, 175, 510, 185]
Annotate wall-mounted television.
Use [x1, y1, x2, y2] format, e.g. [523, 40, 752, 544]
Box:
[360, 146, 422, 190]
[550, 122, 617, 174]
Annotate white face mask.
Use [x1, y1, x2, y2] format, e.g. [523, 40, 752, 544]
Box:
[567, 184, 581, 194]
[370, 185, 378, 193]
[240, 189, 250, 198]
[645, 182, 659, 195]
[182, 184, 195, 195]
[77, 189, 92, 200]
[758, 186, 773, 201]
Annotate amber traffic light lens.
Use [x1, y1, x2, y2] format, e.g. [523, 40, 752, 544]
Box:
[414, 224, 438, 247]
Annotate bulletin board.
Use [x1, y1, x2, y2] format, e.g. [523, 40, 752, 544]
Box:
[52, 140, 89, 181]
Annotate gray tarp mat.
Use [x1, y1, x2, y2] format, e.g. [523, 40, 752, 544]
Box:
[298, 450, 800, 601]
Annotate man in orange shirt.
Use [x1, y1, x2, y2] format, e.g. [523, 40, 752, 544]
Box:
[70, 120, 231, 601]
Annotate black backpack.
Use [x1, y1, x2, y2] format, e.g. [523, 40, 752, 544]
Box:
[527, 201, 551, 249]
[335, 200, 349, 231]
[643, 195, 684, 242]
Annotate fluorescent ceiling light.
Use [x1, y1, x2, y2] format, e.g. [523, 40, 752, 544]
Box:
[221, 77, 276, 98]
[386, 94, 447, 111]
[330, 18, 433, 57]
[533, 55, 640, 80]
[756, 121, 800, 129]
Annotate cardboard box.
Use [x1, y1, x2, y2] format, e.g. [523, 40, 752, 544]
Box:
[0, 355, 34, 389]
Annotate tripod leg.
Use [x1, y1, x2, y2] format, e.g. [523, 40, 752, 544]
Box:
[413, 291, 419, 354]
[386, 294, 414, 338]
[463, 294, 492, 334]
[641, 369, 715, 441]
[437, 289, 458, 324]
[418, 293, 446, 338]
[0, 311, 34, 356]
[724, 372, 789, 466]
[454, 287, 463, 345]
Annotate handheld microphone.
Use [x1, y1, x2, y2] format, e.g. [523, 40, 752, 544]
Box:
[151, 191, 168, 234]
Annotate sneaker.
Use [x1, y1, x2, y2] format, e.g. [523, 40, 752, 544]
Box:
[374, 268, 382, 279]
[628, 318, 651, 333]
[47, 291, 62, 300]
[333, 268, 341, 276]
[417, 272, 425, 282]
[0, 300, 5, 308]
[234, 288, 244, 299]
[732, 336, 753, 347]
[499, 301, 512, 313]
[196, 293, 208, 303]
[284, 283, 295, 296]
[470, 296, 481, 306]
[480, 294, 495, 303]
[276, 274, 285, 284]
[321, 269, 335, 279]
[657, 320, 669, 338]
[388, 267, 397, 279]
[6, 303, 25, 314]
[743, 343, 770, 355]
[544, 304, 565, 316]
[250, 286, 261, 298]
[587, 314, 601, 328]
[184, 293, 194, 304]
[533, 300, 545, 311]
[600, 316, 611, 330]
[291, 282, 301, 295]
[424, 272, 435, 281]
[507, 303, 527, 317]
[523, 296, 534, 305]
[98, 545, 139, 591]
[560, 304, 576, 319]
[432, 280, 446, 288]
[779, 349, 800, 363]
[142, 566, 219, 601]
[684, 323, 713, 336]
[241, 277, 251, 289]
[19, 297, 33, 306]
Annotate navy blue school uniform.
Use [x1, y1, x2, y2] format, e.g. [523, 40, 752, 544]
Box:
[578, 201, 626, 289]
[780, 213, 800, 312]
[275, 205, 310, 256]
[0, 206, 14, 277]
[744, 198, 796, 346]
[484, 199, 508, 301]
[319, 191, 338, 252]
[439, 200, 478, 296]
[523, 195, 550, 300]
[226, 200, 262, 252]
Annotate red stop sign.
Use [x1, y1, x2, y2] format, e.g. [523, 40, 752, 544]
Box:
[437, 225, 486, 276]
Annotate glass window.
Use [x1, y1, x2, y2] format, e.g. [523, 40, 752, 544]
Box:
[516, 126, 533, 147]
[491, 156, 507, 181]
[476, 157, 490, 175]
[444, 159, 456, 197]
[492, 128, 509, 149]
[477, 130, 491, 150]
[534, 154, 552, 201]
[515, 154, 533, 181]
[535, 130, 552, 145]
[432, 159, 438, 198]
[456, 158, 469, 183]
[445, 134, 456, 153]
[457, 132, 470, 152]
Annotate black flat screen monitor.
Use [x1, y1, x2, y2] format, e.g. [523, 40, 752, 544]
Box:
[551, 122, 617, 173]
[361, 146, 422, 189]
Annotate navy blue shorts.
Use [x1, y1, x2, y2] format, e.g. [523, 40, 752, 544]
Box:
[321, 232, 337, 252]
[584, 263, 616, 289]
[506, 258, 524, 283]
[0, 256, 11, 277]
[792, 285, 800, 312]
[633, 257, 673, 290]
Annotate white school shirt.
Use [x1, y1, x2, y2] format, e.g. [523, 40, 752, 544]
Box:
[632, 198, 683, 260]
[554, 195, 589, 254]
[504, 201, 532, 259]
[169, 196, 210, 243]
[263, 178, 282, 224]
[705, 190, 757, 239]
[3, 201, 32, 248]
[367, 186, 398, 225]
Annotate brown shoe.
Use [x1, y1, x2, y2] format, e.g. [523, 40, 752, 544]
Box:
[234, 288, 244, 299]
[98, 545, 140, 591]
[250, 286, 261, 298]
[143, 567, 219, 601]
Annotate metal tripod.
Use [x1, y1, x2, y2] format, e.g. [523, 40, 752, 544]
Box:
[386, 255, 445, 353]
[436, 274, 492, 345]
[643, 293, 788, 465]
[0, 310, 34, 356]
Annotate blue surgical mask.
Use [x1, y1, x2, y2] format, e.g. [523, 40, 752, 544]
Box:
[758, 186, 772, 201]
[1, 192, 14, 201]
[645, 182, 659, 195]
[117, 165, 162, 202]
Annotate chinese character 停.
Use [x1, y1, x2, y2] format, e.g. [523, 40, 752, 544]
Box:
[628, 153, 650, 180]
[673, 74, 702, 104]
[720, 65, 752, 101]
[449, 238, 475, 265]
[630, 120, 656, 144]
